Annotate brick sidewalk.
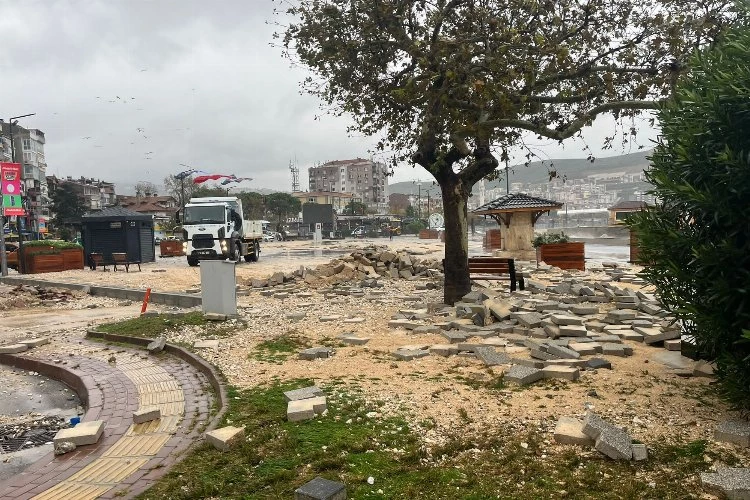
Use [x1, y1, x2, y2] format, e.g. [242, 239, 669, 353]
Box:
[0, 347, 215, 500]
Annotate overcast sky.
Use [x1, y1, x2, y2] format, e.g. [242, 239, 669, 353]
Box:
[2, 0, 657, 196]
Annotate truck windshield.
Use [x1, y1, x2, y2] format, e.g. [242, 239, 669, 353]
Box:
[184, 206, 226, 225]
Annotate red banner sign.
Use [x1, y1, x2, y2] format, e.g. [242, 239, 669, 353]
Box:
[0, 162, 24, 216]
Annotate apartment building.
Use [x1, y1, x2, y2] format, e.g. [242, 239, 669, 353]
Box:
[47, 176, 118, 211]
[0, 123, 50, 219]
[308, 158, 389, 212]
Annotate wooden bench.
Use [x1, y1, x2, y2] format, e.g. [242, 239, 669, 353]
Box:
[112, 252, 141, 272]
[468, 257, 524, 292]
[88, 252, 113, 271]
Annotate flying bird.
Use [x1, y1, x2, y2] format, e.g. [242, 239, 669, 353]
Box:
[82, 136, 91, 140]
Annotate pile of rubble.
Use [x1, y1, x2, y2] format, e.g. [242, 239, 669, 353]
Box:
[0, 285, 76, 310]
[248, 249, 444, 288]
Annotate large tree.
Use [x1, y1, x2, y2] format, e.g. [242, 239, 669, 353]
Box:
[265, 192, 302, 227]
[163, 174, 204, 207]
[282, 0, 737, 303]
[237, 192, 267, 219]
[50, 184, 86, 232]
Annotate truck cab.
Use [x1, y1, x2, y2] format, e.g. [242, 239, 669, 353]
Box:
[182, 197, 262, 266]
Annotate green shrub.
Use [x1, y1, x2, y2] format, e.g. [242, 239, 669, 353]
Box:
[24, 239, 82, 250]
[531, 232, 570, 247]
[628, 22, 750, 412]
[404, 221, 426, 234]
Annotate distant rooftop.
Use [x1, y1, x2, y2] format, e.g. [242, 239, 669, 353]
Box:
[473, 193, 563, 213]
[608, 200, 649, 211]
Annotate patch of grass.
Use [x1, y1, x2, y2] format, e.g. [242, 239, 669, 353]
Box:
[97, 312, 241, 339]
[140, 380, 746, 500]
[250, 332, 310, 364]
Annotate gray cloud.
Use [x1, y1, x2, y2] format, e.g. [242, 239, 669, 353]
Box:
[2, 0, 657, 196]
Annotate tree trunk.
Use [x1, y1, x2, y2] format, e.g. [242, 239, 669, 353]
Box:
[441, 178, 471, 305]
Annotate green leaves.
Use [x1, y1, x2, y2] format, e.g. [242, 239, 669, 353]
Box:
[628, 16, 750, 411]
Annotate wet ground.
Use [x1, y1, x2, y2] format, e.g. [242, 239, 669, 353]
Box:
[0, 365, 82, 476]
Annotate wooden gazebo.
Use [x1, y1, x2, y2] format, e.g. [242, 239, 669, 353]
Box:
[473, 193, 563, 258]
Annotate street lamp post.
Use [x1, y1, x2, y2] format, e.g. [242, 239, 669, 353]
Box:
[1, 113, 36, 276]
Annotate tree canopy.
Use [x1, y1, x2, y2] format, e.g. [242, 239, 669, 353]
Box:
[265, 192, 302, 224]
[50, 184, 86, 229]
[282, 0, 739, 303]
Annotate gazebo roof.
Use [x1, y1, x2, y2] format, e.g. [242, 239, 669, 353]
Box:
[82, 206, 154, 222]
[473, 193, 563, 214]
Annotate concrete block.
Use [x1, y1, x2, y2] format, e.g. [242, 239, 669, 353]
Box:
[550, 314, 585, 326]
[544, 359, 587, 368]
[505, 365, 543, 386]
[693, 360, 716, 378]
[205, 425, 245, 451]
[308, 396, 328, 415]
[284, 386, 325, 402]
[430, 344, 458, 357]
[133, 406, 161, 424]
[700, 468, 750, 500]
[568, 342, 597, 356]
[554, 417, 594, 446]
[547, 344, 581, 360]
[542, 366, 580, 381]
[19, 337, 50, 348]
[530, 349, 557, 361]
[412, 325, 441, 334]
[559, 325, 588, 337]
[583, 412, 633, 460]
[474, 346, 512, 366]
[299, 347, 335, 360]
[715, 420, 750, 447]
[632, 443, 648, 461]
[601, 343, 627, 357]
[0, 343, 28, 354]
[664, 339, 681, 351]
[515, 312, 544, 328]
[319, 315, 342, 322]
[586, 358, 612, 370]
[592, 335, 622, 344]
[295, 476, 347, 500]
[338, 335, 370, 346]
[393, 349, 429, 361]
[288, 399, 316, 422]
[54, 420, 104, 447]
[441, 331, 467, 344]
[514, 358, 545, 369]
[569, 305, 599, 315]
[147, 337, 166, 354]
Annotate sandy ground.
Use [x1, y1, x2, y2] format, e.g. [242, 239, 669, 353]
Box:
[2, 237, 748, 471]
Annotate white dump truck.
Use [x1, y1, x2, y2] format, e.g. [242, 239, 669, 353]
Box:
[181, 196, 263, 266]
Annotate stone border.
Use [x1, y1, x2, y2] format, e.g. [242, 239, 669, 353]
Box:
[85, 329, 229, 433]
[0, 276, 202, 308]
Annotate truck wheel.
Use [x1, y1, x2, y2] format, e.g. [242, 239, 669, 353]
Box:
[187, 257, 199, 267]
[247, 241, 259, 262]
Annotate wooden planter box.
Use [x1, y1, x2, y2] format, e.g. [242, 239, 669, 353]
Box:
[160, 240, 185, 257]
[419, 229, 439, 239]
[537, 242, 585, 271]
[20, 246, 84, 274]
[629, 231, 641, 264]
[483, 229, 502, 250]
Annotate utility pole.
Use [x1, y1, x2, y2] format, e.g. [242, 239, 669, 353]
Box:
[2, 113, 36, 276]
[505, 158, 510, 194]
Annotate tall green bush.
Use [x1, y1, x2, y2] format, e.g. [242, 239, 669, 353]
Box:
[628, 15, 750, 411]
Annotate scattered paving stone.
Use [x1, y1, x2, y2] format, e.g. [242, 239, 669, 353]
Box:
[664, 339, 681, 351]
[343, 317, 365, 324]
[601, 343, 627, 357]
[430, 344, 459, 357]
[569, 305, 599, 315]
[693, 360, 716, 378]
[515, 312, 544, 328]
[715, 420, 750, 447]
[194, 339, 219, 349]
[54, 420, 105, 448]
[147, 337, 166, 354]
[554, 416, 594, 446]
[568, 342, 598, 355]
[338, 334, 370, 346]
[133, 406, 161, 424]
[413, 325, 441, 334]
[286, 312, 307, 321]
[505, 365, 544, 385]
[287, 399, 317, 422]
[0, 343, 29, 354]
[547, 344, 581, 360]
[582, 412, 633, 460]
[388, 319, 422, 330]
[393, 348, 430, 361]
[319, 315, 342, 322]
[441, 331, 467, 344]
[587, 358, 612, 370]
[592, 334, 622, 344]
[542, 366, 580, 381]
[299, 347, 335, 360]
[474, 346, 512, 366]
[18, 337, 50, 347]
[284, 386, 325, 402]
[632, 443, 648, 461]
[550, 314, 585, 326]
[295, 476, 347, 500]
[636, 326, 680, 345]
[205, 426, 245, 451]
[558, 325, 588, 337]
[700, 468, 750, 500]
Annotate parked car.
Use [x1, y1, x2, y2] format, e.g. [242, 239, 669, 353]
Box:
[351, 226, 366, 238]
[262, 231, 276, 242]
